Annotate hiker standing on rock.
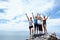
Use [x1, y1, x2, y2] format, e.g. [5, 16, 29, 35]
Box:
[37, 15, 43, 34]
[43, 13, 50, 34]
[43, 16, 48, 34]
[32, 13, 38, 34]
[25, 13, 33, 36]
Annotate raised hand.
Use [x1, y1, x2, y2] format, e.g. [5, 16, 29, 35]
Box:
[25, 13, 27, 15]
[25, 13, 29, 21]
[32, 12, 34, 18]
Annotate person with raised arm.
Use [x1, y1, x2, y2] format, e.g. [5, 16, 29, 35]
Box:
[25, 13, 33, 36]
[32, 13, 38, 34]
[43, 13, 50, 34]
[37, 14, 43, 34]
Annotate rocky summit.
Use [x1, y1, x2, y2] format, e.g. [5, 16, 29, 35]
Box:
[26, 32, 60, 40]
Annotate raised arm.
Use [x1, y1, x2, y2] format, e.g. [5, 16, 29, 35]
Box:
[32, 12, 34, 19]
[45, 13, 50, 20]
[45, 16, 48, 20]
[37, 13, 41, 16]
[41, 17, 43, 21]
[25, 13, 29, 21]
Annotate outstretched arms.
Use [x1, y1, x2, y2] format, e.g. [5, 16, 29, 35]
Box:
[45, 16, 48, 20]
[25, 13, 29, 21]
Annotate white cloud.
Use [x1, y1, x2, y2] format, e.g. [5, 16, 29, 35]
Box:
[55, 10, 60, 15]
[0, 22, 29, 31]
[0, 0, 55, 19]
[47, 18, 60, 33]
[47, 18, 60, 26]
[0, 1, 8, 8]
[23, 0, 55, 13]
[0, 0, 58, 31]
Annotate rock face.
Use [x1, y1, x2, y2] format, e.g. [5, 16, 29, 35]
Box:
[26, 33, 60, 40]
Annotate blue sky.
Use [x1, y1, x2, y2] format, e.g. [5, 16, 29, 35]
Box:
[0, 0, 60, 33]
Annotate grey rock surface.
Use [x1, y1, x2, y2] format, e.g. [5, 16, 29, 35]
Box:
[26, 33, 60, 40]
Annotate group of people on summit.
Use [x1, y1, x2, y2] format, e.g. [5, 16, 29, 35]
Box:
[25, 13, 49, 36]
